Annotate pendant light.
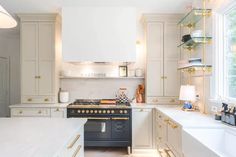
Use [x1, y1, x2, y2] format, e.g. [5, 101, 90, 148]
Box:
[0, 4, 17, 28]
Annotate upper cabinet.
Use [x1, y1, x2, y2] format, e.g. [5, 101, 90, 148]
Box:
[62, 7, 137, 62]
[143, 14, 182, 104]
[18, 14, 60, 104]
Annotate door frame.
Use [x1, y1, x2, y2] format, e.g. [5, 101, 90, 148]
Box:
[0, 56, 10, 117]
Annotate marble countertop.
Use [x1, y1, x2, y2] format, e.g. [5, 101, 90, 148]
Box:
[9, 103, 70, 108]
[0, 118, 87, 157]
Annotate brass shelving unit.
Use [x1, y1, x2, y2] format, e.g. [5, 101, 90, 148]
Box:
[178, 0, 212, 113]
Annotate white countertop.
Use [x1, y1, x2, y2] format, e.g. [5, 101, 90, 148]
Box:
[9, 103, 70, 108]
[0, 118, 87, 157]
[156, 105, 224, 128]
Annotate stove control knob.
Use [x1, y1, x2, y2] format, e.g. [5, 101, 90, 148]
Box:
[86, 110, 89, 113]
[120, 110, 123, 114]
[98, 110, 102, 114]
[103, 110, 106, 114]
[111, 110, 115, 114]
[82, 110, 85, 113]
[124, 110, 128, 114]
[107, 110, 111, 114]
[94, 110, 98, 113]
[90, 110, 94, 113]
[77, 110, 81, 113]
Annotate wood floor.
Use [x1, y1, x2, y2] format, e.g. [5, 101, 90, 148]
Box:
[85, 148, 160, 157]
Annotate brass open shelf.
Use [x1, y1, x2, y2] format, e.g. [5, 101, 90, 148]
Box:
[178, 64, 212, 75]
[178, 37, 212, 50]
[178, 9, 212, 28]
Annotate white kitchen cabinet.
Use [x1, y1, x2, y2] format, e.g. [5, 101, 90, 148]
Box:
[143, 14, 181, 104]
[156, 108, 183, 157]
[132, 108, 153, 149]
[51, 107, 67, 118]
[10, 106, 67, 118]
[19, 14, 60, 104]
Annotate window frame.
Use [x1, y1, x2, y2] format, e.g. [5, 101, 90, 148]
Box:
[212, 1, 236, 103]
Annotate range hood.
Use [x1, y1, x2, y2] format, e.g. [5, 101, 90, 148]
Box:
[62, 7, 137, 62]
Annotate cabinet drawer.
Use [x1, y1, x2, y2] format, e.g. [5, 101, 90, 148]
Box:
[51, 108, 66, 118]
[11, 108, 50, 117]
[147, 97, 179, 104]
[22, 95, 56, 103]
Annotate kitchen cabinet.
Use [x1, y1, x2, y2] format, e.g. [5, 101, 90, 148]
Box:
[132, 108, 153, 149]
[156, 109, 183, 157]
[10, 106, 67, 118]
[143, 14, 181, 104]
[18, 14, 60, 104]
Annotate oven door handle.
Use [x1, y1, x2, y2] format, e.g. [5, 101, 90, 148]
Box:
[87, 117, 110, 120]
[111, 117, 129, 120]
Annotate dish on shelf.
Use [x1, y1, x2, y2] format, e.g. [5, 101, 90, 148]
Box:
[178, 37, 212, 50]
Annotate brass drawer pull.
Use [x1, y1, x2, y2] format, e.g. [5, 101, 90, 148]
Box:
[19, 111, 23, 114]
[170, 99, 175, 103]
[67, 134, 81, 149]
[72, 145, 82, 157]
[44, 98, 49, 102]
[38, 110, 42, 114]
[112, 117, 129, 120]
[55, 108, 60, 112]
[140, 109, 144, 112]
[35, 76, 41, 79]
[27, 98, 32, 102]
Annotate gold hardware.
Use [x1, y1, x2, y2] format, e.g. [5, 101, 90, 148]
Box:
[159, 125, 162, 128]
[158, 115, 162, 118]
[38, 110, 42, 114]
[112, 117, 129, 120]
[87, 117, 110, 120]
[158, 137, 162, 140]
[72, 145, 81, 157]
[164, 119, 169, 123]
[67, 134, 81, 149]
[19, 111, 23, 114]
[27, 98, 32, 102]
[140, 109, 144, 112]
[44, 98, 49, 102]
[55, 108, 60, 112]
[168, 120, 178, 129]
[35, 76, 41, 79]
[161, 76, 164, 79]
[164, 76, 167, 79]
[170, 99, 175, 103]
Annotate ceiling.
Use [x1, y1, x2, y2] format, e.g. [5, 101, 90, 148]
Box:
[1, 0, 194, 14]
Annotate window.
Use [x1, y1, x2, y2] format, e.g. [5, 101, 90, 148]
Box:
[224, 7, 236, 99]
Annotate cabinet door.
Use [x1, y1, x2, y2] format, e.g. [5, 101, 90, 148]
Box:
[146, 60, 163, 96]
[164, 22, 180, 96]
[132, 108, 153, 148]
[21, 23, 38, 96]
[51, 108, 66, 118]
[38, 23, 55, 95]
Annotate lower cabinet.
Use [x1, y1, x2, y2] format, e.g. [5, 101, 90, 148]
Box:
[10, 107, 67, 118]
[132, 108, 153, 149]
[156, 109, 183, 157]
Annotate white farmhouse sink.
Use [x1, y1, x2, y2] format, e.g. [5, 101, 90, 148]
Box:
[182, 127, 236, 157]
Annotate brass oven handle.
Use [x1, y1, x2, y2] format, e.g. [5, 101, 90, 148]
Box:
[87, 117, 110, 120]
[72, 145, 82, 157]
[67, 134, 81, 149]
[111, 117, 129, 120]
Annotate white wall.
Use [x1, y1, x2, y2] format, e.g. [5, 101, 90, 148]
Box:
[0, 30, 20, 116]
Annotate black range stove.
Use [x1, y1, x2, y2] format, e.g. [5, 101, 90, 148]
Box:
[67, 99, 132, 154]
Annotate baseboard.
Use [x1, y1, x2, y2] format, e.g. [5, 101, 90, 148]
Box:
[132, 148, 158, 155]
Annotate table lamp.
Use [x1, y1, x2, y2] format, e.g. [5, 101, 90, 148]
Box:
[179, 85, 196, 109]
[0, 4, 17, 28]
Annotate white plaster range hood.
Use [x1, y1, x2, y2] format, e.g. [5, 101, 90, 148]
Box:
[62, 6, 137, 63]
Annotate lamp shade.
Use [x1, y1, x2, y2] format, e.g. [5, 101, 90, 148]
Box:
[179, 85, 196, 102]
[0, 5, 17, 28]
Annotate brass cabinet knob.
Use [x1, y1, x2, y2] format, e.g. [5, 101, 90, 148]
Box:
[140, 109, 144, 112]
[44, 98, 49, 102]
[170, 99, 175, 103]
[27, 98, 32, 102]
[56, 108, 60, 112]
[38, 110, 42, 114]
[19, 111, 23, 114]
[35, 76, 41, 79]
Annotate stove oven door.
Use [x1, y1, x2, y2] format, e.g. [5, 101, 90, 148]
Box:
[84, 117, 111, 140]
